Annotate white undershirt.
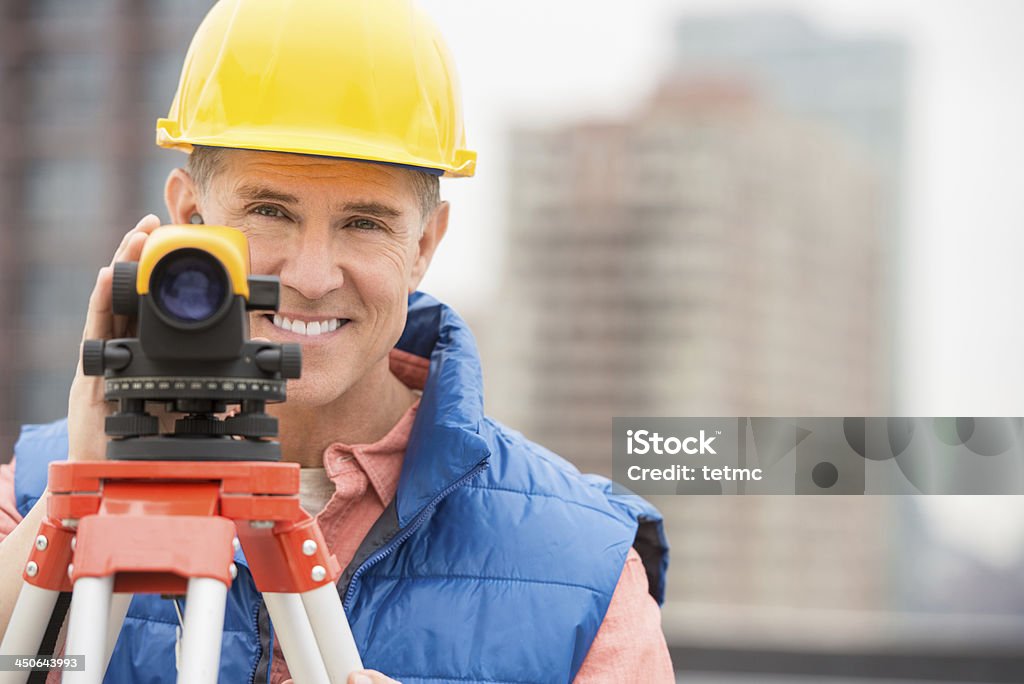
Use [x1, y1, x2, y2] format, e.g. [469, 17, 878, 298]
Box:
[299, 463, 345, 515]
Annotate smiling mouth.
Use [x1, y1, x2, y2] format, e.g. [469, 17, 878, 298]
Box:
[263, 314, 349, 337]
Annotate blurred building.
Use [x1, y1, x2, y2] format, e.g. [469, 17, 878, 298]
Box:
[489, 80, 885, 471]
[483, 14, 902, 635]
[0, 0, 211, 459]
[672, 12, 908, 183]
[673, 12, 908, 405]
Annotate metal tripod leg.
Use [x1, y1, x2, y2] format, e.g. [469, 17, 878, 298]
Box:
[176, 577, 228, 684]
[0, 583, 61, 684]
[64, 576, 114, 684]
[301, 584, 363, 681]
[265, 586, 362, 684]
[103, 594, 131, 673]
[264, 593, 330, 684]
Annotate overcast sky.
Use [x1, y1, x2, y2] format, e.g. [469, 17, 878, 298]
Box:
[417, 0, 1024, 418]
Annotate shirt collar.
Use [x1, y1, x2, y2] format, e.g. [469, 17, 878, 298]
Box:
[321, 390, 420, 505]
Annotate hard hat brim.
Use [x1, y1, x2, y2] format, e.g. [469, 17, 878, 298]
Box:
[157, 120, 476, 178]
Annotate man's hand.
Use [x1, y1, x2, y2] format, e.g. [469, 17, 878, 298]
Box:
[347, 672, 400, 684]
[67, 214, 164, 462]
[283, 671, 400, 684]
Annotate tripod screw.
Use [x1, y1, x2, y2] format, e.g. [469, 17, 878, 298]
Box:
[106, 413, 160, 437]
[224, 413, 278, 438]
[302, 539, 317, 556]
[35, 534, 48, 551]
[311, 565, 327, 582]
[26, 561, 38, 577]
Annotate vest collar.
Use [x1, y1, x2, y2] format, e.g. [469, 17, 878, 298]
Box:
[391, 292, 491, 527]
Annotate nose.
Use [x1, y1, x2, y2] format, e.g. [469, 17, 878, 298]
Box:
[277, 225, 343, 301]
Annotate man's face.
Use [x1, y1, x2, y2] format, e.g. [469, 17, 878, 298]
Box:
[193, 150, 437, 407]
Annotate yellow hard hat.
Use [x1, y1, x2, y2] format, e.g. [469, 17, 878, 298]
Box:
[156, 0, 476, 177]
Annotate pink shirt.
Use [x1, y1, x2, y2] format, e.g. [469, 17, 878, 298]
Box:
[0, 349, 673, 682]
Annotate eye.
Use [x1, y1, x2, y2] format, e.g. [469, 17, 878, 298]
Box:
[348, 218, 382, 231]
[251, 204, 286, 219]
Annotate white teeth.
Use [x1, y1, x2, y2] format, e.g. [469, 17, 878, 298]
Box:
[269, 315, 341, 336]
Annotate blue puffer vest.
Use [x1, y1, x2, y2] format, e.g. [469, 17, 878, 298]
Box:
[14, 292, 668, 684]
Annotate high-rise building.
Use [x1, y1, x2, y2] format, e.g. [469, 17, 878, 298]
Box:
[672, 12, 907, 204]
[484, 15, 905, 621]
[0, 0, 213, 459]
[490, 80, 885, 473]
[672, 11, 909, 406]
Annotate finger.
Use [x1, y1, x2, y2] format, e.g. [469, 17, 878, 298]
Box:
[109, 214, 161, 268]
[101, 216, 160, 339]
[82, 266, 115, 342]
[122, 230, 150, 265]
[347, 671, 400, 684]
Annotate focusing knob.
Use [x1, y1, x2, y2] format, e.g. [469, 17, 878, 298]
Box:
[225, 414, 279, 438]
[112, 261, 139, 316]
[82, 339, 105, 376]
[254, 344, 302, 379]
[280, 343, 302, 379]
[105, 413, 160, 437]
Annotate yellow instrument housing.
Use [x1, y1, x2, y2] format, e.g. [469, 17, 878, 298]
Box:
[136, 226, 250, 299]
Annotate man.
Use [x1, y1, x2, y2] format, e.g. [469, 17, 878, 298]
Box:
[0, 1, 672, 682]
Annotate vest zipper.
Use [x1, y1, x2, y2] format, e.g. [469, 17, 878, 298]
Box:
[343, 461, 489, 610]
[246, 594, 264, 684]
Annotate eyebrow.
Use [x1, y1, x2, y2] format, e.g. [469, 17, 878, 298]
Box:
[233, 183, 404, 220]
[234, 183, 299, 205]
[337, 201, 403, 219]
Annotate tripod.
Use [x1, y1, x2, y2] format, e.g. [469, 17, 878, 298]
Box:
[0, 458, 362, 684]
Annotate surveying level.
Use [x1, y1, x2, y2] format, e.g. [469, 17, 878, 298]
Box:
[0, 225, 362, 683]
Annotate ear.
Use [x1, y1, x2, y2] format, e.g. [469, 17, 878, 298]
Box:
[164, 167, 202, 225]
[408, 201, 450, 293]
